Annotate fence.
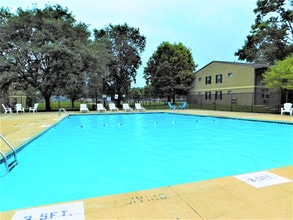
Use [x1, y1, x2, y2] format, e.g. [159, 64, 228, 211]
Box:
[186, 91, 293, 113]
[2, 91, 291, 114]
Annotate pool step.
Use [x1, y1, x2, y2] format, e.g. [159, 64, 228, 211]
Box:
[8, 160, 17, 172]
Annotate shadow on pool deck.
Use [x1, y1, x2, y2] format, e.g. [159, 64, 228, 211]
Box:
[0, 110, 292, 219]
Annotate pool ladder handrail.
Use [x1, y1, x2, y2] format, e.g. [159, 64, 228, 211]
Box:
[0, 133, 18, 175]
[0, 150, 9, 175]
[58, 108, 68, 116]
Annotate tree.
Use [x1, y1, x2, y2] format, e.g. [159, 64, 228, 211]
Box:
[144, 42, 196, 103]
[235, 0, 293, 64]
[87, 38, 114, 103]
[94, 23, 146, 105]
[0, 5, 103, 110]
[262, 55, 293, 101]
[128, 87, 145, 101]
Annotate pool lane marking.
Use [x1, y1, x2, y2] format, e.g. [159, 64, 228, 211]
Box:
[12, 201, 84, 220]
[234, 171, 292, 188]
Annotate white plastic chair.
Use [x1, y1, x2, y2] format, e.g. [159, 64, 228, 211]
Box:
[29, 103, 39, 113]
[109, 103, 119, 111]
[281, 103, 293, 116]
[2, 104, 12, 114]
[80, 104, 89, 113]
[96, 103, 107, 112]
[122, 103, 133, 112]
[135, 103, 146, 111]
[16, 103, 25, 114]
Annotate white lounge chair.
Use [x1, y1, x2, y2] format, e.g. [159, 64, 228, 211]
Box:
[80, 104, 89, 113]
[16, 103, 25, 114]
[2, 104, 12, 114]
[29, 103, 39, 113]
[97, 103, 107, 112]
[281, 103, 293, 116]
[135, 103, 146, 111]
[123, 103, 133, 112]
[109, 103, 119, 111]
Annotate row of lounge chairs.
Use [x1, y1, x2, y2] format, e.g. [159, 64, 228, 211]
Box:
[80, 103, 146, 113]
[3, 102, 291, 115]
[2, 103, 39, 114]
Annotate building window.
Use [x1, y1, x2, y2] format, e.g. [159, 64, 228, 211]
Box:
[205, 92, 211, 100]
[216, 74, 222, 83]
[205, 76, 211, 84]
[228, 72, 233, 78]
[215, 91, 222, 100]
[262, 89, 270, 103]
[198, 77, 201, 82]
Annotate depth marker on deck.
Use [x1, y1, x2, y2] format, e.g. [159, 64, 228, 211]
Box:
[12, 201, 84, 220]
[235, 171, 292, 188]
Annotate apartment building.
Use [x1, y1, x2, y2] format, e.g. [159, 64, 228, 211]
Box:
[188, 61, 276, 106]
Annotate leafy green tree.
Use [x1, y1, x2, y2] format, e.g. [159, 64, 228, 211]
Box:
[262, 55, 293, 101]
[0, 9, 16, 95]
[235, 0, 293, 64]
[0, 5, 101, 110]
[128, 87, 144, 101]
[144, 42, 196, 103]
[94, 23, 146, 105]
[87, 39, 114, 103]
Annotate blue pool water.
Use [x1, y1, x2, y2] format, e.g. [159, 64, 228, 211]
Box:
[0, 113, 292, 211]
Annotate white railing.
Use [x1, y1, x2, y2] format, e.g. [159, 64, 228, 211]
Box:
[0, 133, 18, 175]
[58, 108, 68, 116]
[0, 150, 9, 175]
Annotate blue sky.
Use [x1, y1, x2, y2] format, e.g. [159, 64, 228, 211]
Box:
[2, 0, 257, 87]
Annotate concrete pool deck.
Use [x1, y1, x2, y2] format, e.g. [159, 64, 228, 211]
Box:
[0, 110, 292, 219]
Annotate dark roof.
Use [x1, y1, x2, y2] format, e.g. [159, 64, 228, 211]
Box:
[196, 61, 269, 73]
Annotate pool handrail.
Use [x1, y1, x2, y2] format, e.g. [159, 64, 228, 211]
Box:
[0, 133, 18, 162]
[0, 133, 18, 175]
[58, 108, 68, 116]
[0, 150, 9, 175]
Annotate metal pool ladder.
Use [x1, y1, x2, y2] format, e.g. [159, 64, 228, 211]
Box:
[0, 133, 18, 175]
[58, 108, 68, 116]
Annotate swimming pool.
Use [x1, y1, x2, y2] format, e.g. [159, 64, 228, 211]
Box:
[0, 113, 292, 211]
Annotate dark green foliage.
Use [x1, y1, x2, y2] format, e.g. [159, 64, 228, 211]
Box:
[94, 23, 146, 105]
[0, 5, 113, 110]
[235, 0, 293, 64]
[144, 42, 196, 102]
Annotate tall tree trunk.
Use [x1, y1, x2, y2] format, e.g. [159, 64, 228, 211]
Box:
[44, 95, 51, 111]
